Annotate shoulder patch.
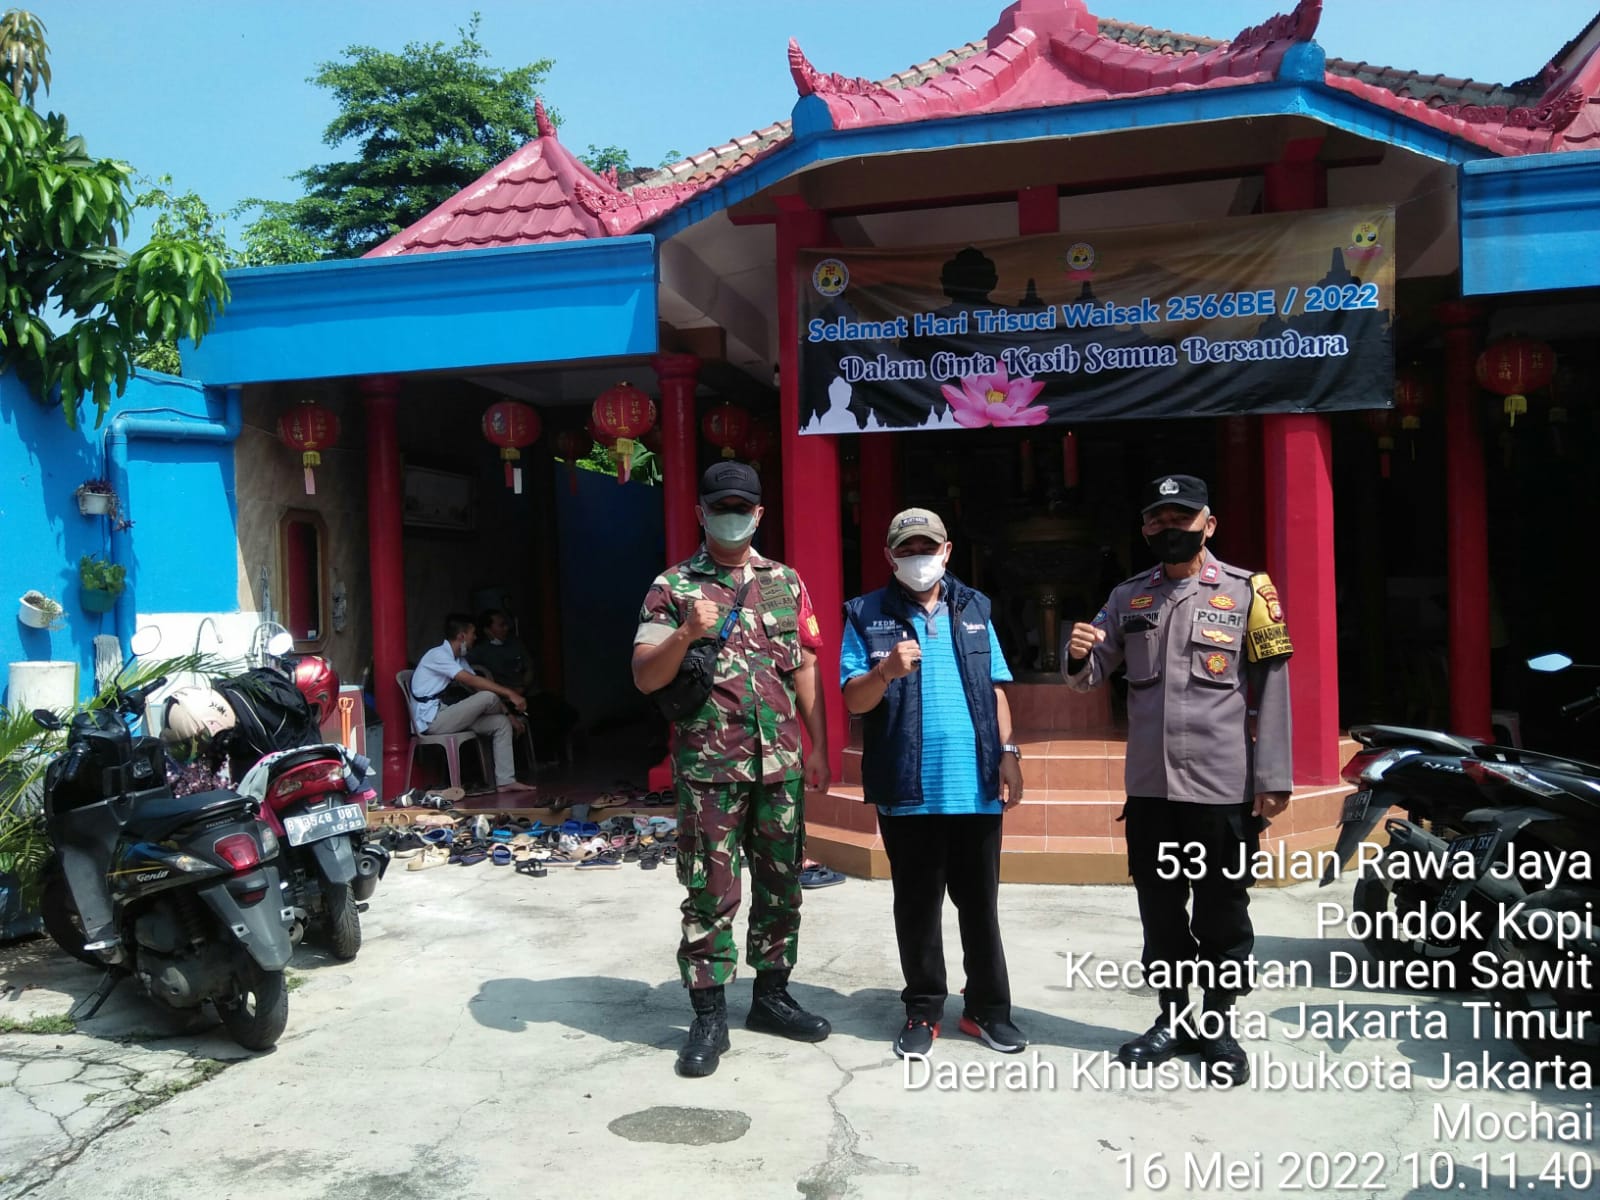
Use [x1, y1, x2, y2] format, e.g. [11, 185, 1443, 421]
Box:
[1091, 608, 1109, 627]
[1245, 571, 1293, 663]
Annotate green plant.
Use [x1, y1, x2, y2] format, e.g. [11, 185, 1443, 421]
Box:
[77, 554, 125, 595]
[0, 1012, 73, 1035]
[20, 589, 60, 619]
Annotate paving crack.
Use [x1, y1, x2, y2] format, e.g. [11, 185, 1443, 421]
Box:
[794, 1044, 915, 1200]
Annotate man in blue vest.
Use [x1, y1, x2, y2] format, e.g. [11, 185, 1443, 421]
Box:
[841, 508, 1026, 1059]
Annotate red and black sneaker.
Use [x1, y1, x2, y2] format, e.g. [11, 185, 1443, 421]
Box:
[893, 1017, 939, 1058]
[959, 1013, 1028, 1053]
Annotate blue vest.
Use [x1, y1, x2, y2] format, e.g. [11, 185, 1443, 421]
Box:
[843, 574, 1001, 809]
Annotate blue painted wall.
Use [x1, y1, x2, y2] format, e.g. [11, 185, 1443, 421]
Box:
[555, 466, 664, 725]
[0, 371, 238, 705]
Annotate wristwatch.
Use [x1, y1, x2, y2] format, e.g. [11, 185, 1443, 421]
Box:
[1001, 743, 1021, 759]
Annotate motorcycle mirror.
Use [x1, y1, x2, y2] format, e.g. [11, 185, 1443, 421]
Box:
[1528, 653, 1573, 674]
[31, 708, 64, 732]
[267, 631, 295, 656]
[129, 626, 162, 656]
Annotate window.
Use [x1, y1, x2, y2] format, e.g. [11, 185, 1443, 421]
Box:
[278, 509, 329, 650]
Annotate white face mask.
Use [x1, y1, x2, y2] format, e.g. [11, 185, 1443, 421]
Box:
[893, 553, 946, 592]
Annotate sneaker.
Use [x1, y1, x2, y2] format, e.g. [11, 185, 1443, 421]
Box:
[893, 1017, 939, 1059]
[958, 1013, 1028, 1053]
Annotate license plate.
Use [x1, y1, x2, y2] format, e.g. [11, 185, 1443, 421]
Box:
[1446, 830, 1499, 866]
[284, 803, 368, 847]
[1340, 790, 1372, 823]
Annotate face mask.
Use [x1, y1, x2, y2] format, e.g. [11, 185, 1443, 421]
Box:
[1146, 527, 1205, 565]
[893, 553, 946, 592]
[705, 510, 758, 547]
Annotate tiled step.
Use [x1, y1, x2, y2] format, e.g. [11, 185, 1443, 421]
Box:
[842, 728, 1126, 789]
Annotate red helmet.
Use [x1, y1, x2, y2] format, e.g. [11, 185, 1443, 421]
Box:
[292, 656, 340, 726]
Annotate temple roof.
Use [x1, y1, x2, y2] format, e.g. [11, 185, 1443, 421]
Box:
[368, 0, 1600, 259]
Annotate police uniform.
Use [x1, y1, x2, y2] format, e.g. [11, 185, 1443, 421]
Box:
[1064, 474, 1292, 1081]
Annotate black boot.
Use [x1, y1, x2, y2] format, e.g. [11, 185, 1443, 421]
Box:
[676, 985, 730, 1078]
[746, 970, 831, 1042]
[1199, 990, 1250, 1086]
[1117, 988, 1199, 1067]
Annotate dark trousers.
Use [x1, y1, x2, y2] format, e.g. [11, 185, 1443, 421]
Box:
[878, 811, 1011, 1023]
[1123, 796, 1260, 998]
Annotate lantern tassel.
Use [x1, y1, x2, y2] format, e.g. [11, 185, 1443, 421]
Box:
[1505, 394, 1526, 427]
[1062, 431, 1080, 490]
[616, 437, 634, 485]
[513, 466, 524, 495]
[505, 462, 515, 489]
[304, 466, 316, 496]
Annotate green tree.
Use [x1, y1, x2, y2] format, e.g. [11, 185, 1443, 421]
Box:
[581, 144, 631, 174]
[0, 8, 49, 105]
[246, 14, 554, 258]
[0, 90, 229, 426]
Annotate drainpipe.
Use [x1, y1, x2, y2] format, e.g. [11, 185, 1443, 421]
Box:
[105, 383, 244, 654]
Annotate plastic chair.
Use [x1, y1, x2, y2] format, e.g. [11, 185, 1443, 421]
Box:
[396, 669, 491, 793]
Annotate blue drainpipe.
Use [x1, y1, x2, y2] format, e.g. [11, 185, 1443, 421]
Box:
[104, 383, 244, 654]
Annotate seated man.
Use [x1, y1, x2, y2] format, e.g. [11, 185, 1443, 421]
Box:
[470, 607, 580, 767]
[410, 613, 534, 794]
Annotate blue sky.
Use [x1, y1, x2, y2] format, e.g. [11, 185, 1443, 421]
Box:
[39, 0, 1600, 247]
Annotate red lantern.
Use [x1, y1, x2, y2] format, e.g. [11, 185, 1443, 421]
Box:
[277, 399, 340, 496]
[585, 415, 615, 448]
[481, 400, 541, 493]
[1362, 408, 1396, 479]
[555, 428, 589, 495]
[1394, 370, 1430, 432]
[592, 383, 656, 484]
[702, 402, 751, 460]
[737, 419, 775, 469]
[1476, 337, 1554, 427]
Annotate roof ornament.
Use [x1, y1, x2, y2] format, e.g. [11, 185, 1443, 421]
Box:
[1438, 86, 1588, 132]
[1228, 0, 1322, 50]
[788, 38, 893, 98]
[534, 97, 555, 139]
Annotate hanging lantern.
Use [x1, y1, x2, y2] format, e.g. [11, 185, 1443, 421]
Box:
[277, 399, 340, 496]
[1476, 336, 1554, 427]
[1362, 408, 1396, 479]
[591, 383, 656, 483]
[702, 402, 751, 460]
[737, 418, 776, 470]
[1394, 370, 1430, 431]
[840, 461, 861, 526]
[555, 428, 589, 495]
[1061, 430, 1080, 490]
[585, 415, 615, 448]
[481, 400, 541, 494]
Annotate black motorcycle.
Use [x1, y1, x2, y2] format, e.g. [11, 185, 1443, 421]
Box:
[33, 676, 295, 1051]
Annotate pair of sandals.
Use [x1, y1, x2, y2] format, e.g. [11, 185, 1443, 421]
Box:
[392, 786, 464, 810]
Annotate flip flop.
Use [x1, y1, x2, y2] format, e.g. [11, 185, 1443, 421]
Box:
[406, 846, 450, 871]
[577, 852, 623, 871]
[800, 865, 846, 889]
[418, 828, 454, 846]
[515, 855, 547, 878]
[451, 847, 488, 866]
[490, 845, 513, 866]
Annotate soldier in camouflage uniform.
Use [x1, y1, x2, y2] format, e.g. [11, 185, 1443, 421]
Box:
[633, 461, 833, 1078]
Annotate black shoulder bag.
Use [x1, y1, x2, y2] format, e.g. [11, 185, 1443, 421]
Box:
[651, 580, 751, 722]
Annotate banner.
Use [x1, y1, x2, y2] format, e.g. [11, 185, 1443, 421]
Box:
[797, 207, 1394, 433]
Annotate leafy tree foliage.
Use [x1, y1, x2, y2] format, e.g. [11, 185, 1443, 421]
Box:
[581, 144, 631, 174]
[246, 14, 554, 258]
[0, 90, 228, 426]
[0, 8, 48, 105]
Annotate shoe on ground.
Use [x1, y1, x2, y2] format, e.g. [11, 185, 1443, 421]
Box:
[893, 1017, 939, 1059]
[1116, 1016, 1200, 1067]
[799, 864, 846, 889]
[677, 987, 730, 1078]
[746, 976, 831, 1042]
[958, 1013, 1028, 1053]
[1200, 1033, 1250, 1086]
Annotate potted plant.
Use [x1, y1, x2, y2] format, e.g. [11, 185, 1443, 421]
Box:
[78, 554, 126, 614]
[17, 590, 63, 629]
[75, 478, 118, 517]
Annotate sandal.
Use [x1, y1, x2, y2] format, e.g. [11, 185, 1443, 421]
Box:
[577, 852, 623, 871]
[515, 855, 547, 878]
[490, 845, 513, 866]
[406, 846, 450, 871]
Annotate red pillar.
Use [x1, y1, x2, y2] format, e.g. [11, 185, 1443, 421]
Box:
[1440, 302, 1491, 738]
[1261, 139, 1340, 786]
[653, 352, 701, 563]
[858, 434, 899, 591]
[776, 197, 845, 780]
[361, 375, 410, 797]
[1216, 417, 1262, 567]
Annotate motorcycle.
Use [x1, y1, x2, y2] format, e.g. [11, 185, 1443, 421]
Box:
[34, 675, 295, 1051]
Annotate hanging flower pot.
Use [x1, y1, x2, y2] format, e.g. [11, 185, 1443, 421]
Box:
[75, 479, 117, 516]
[77, 555, 125, 615]
[18, 591, 63, 629]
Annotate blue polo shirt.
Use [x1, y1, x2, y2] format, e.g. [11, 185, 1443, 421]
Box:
[841, 593, 1011, 816]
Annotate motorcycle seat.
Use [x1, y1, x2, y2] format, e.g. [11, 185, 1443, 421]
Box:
[128, 788, 254, 840]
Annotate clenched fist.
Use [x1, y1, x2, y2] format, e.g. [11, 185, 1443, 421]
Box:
[879, 639, 922, 680]
[1066, 621, 1107, 663]
[684, 598, 722, 639]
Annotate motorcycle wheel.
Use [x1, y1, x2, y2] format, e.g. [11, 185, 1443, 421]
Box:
[41, 869, 104, 969]
[218, 960, 289, 1051]
[323, 881, 362, 961]
[1352, 847, 1477, 974]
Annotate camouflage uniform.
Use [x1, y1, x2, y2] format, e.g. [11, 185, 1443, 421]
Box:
[635, 544, 823, 988]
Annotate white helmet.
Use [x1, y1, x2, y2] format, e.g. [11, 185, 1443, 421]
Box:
[161, 687, 237, 754]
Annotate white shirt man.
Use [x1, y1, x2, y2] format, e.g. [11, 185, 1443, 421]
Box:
[409, 614, 533, 794]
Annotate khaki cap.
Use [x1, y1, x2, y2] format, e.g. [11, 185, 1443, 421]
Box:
[886, 507, 949, 548]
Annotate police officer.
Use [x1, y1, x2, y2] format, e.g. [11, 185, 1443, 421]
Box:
[633, 461, 832, 1078]
[1063, 475, 1292, 1086]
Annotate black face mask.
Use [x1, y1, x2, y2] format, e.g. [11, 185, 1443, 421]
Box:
[1146, 527, 1205, 565]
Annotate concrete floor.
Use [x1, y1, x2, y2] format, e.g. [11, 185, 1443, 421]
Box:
[0, 859, 1593, 1199]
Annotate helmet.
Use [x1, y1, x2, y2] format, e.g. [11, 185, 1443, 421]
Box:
[161, 687, 237, 759]
[292, 656, 340, 726]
